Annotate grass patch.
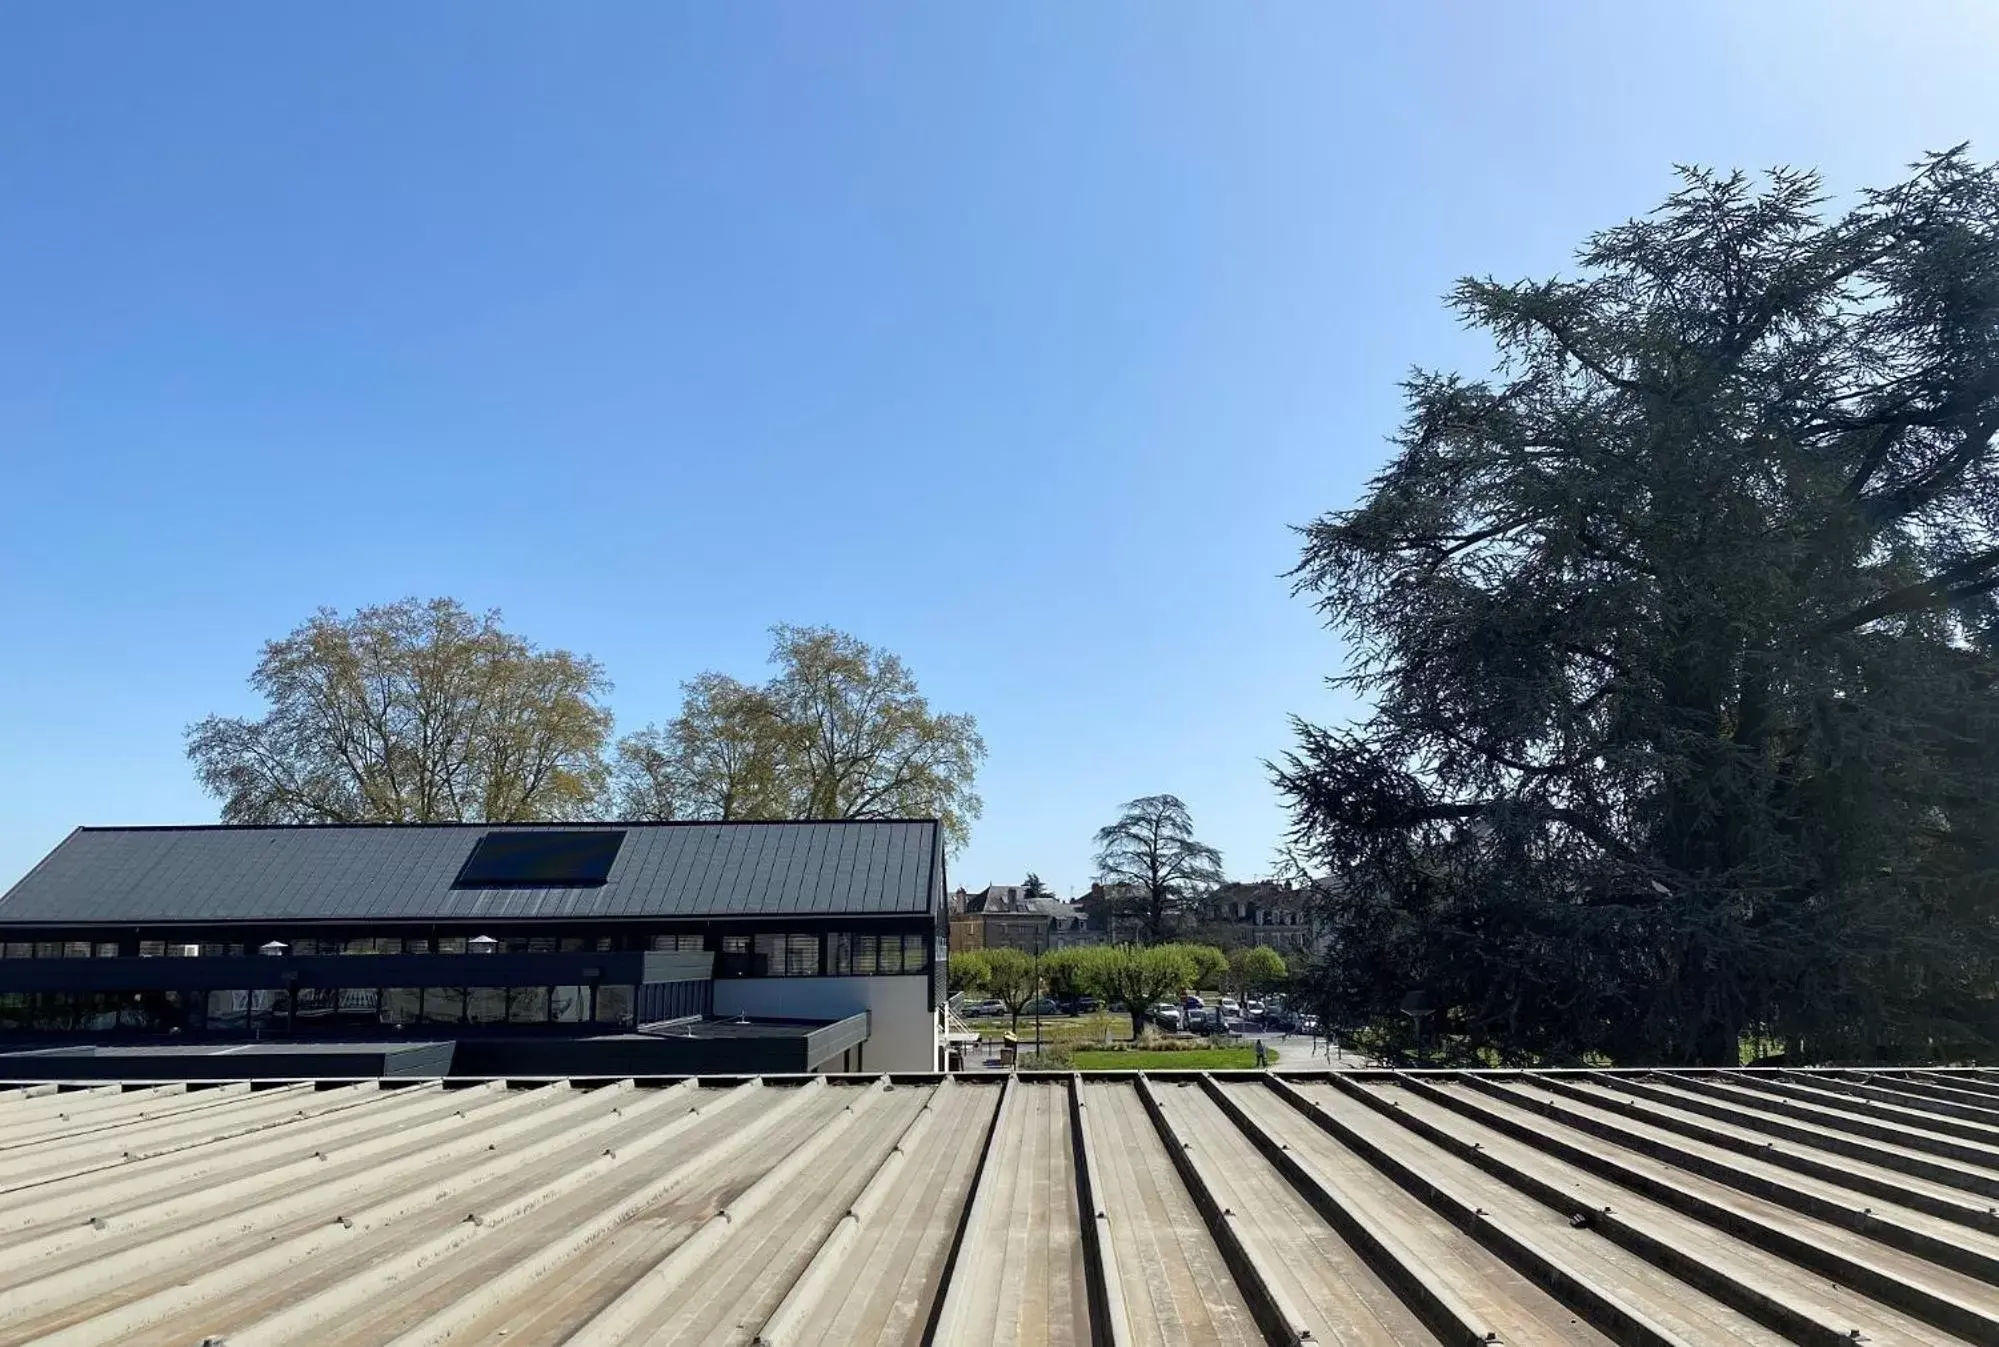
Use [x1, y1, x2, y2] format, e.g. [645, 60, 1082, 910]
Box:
[1068, 1048, 1275, 1071]
[962, 1015, 1133, 1045]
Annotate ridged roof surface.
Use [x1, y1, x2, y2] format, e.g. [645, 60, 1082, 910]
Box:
[0, 820, 941, 924]
[0, 1066, 1995, 1343]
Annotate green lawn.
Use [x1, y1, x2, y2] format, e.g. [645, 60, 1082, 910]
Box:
[1068, 1048, 1275, 1071]
[962, 1014, 1133, 1045]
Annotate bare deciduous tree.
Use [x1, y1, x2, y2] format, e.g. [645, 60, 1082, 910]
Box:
[187, 598, 613, 823]
[614, 625, 985, 851]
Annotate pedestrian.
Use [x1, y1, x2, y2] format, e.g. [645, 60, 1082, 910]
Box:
[1254, 1038, 1268, 1069]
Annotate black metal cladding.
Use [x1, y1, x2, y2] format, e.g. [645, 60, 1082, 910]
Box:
[453, 830, 626, 888]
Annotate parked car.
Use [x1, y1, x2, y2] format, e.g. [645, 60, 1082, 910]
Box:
[1184, 1007, 1211, 1031]
[963, 1000, 1004, 1018]
[1221, 1017, 1247, 1035]
[1151, 1005, 1182, 1030]
[1298, 1014, 1321, 1034]
[1218, 997, 1241, 1017]
[1062, 996, 1102, 1015]
[1245, 1000, 1266, 1019]
[1021, 997, 1061, 1016]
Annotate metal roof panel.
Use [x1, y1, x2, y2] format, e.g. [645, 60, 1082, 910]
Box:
[0, 821, 941, 925]
[0, 1067, 1990, 1343]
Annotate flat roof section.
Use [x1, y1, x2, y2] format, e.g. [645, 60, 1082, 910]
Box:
[0, 1067, 1995, 1344]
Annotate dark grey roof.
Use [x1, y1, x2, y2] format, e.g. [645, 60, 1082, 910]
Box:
[0, 820, 941, 925]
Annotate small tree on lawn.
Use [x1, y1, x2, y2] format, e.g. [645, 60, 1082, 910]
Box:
[1040, 947, 1091, 1001]
[948, 948, 992, 998]
[1086, 944, 1199, 1039]
[983, 947, 1040, 1031]
[1176, 944, 1229, 997]
[1229, 946, 1288, 1000]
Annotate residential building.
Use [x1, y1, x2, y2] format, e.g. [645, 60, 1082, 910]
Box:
[949, 884, 1099, 953]
[1185, 879, 1326, 956]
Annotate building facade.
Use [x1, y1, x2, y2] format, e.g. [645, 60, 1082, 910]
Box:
[0, 819, 949, 1072]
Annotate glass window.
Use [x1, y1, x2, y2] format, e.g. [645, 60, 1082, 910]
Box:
[293, 987, 338, 1021]
[205, 990, 250, 1029]
[381, 988, 422, 1026]
[754, 933, 783, 974]
[827, 932, 852, 975]
[0, 992, 28, 1029]
[4, 942, 30, 959]
[467, 988, 507, 1024]
[549, 985, 587, 1022]
[787, 934, 821, 976]
[594, 984, 633, 1026]
[754, 934, 818, 975]
[199, 943, 224, 959]
[559, 937, 585, 953]
[507, 986, 549, 1023]
[343, 938, 376, 955]
[93, 942, 118, 959]
[406, 938, 431, 955]
[651, 934, 704, 952]
[528, 936, 557, 954]
[35, 942, 60, 959]
[422, 987, 466, 1024]
[293, 938, 320, 956]
[226, 943, 244, 956]
[138, 940, 165, 957]
[720, 936, 750, 955]
[851, 934, 880, 976]
[437, 936, 467, 955]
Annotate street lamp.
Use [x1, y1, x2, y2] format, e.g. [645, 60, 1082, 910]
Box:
[1033, 934, 1044, 1061]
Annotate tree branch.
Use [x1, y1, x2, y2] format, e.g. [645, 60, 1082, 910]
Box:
[1812, 545, 1999, 639]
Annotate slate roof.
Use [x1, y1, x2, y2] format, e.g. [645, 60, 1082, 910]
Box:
[0, 820, 941, 925]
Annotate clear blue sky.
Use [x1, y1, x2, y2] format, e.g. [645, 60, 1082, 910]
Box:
[2, 3, 1995, 897]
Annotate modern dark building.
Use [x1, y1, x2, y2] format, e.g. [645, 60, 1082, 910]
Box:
[0, 819, 948, 1073]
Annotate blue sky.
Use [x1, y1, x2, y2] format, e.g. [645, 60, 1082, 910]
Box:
[2, 3, 1995, 896]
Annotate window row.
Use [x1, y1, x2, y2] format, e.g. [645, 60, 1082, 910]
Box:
[0, 936, 626, 959]
[207, 985, 636, 1027]
[0, 986, 640, 1032]
[715, 932, 930, 977]
[3, 942, 121, 959]
[3, 929, 933, 970]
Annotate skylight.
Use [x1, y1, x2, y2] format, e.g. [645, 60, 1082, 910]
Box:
[452, 830, 625, 889]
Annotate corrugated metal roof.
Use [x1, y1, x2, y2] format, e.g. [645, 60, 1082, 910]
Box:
[0, 1067, 1996, 1343]
[0, 820, 940, 925]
